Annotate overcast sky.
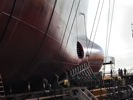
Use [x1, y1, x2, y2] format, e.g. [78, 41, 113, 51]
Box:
[86, 0, 133, 72]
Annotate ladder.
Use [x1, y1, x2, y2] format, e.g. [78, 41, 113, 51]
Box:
[58, 62, 98, 87]
[69, 62, 94, 78]
[0, 74, 5, 98]
[68, 62, 98, 83]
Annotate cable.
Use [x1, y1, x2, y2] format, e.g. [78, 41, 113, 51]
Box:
[62, 0, 81, 58]
[89, 0, 104, 55]
[88, 0, 101, 49]
[79, 0, 90, 55]
[56, 0, 76, 60]
[104, 0, 115, 76]
[106, 0, 115, 57]
[105, 0, 111, 57]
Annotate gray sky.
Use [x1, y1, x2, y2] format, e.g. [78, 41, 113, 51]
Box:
[86, 0, 133, 72]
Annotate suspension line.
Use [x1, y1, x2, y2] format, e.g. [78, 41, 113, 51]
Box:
[90, 0, 105, 54]
[105, 0, 115, 57]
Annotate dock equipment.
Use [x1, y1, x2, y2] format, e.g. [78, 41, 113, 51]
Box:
[25, 87, 98, 100]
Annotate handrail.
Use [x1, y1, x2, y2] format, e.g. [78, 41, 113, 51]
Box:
[78, 89, 92, 100]
[84, 88, 98, 100]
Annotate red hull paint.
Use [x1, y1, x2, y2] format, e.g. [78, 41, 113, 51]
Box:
[0, 0, 104, 94]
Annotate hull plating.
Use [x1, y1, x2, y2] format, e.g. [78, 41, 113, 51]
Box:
[0, 0, 104, 94]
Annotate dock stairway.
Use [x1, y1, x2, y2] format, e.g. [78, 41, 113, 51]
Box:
[63, 87, 98, 100]
[67, 62, 101, 87]
[59, 62, 94, 83]
[59, 62, 101, 89]
[69, 62, 94, 78]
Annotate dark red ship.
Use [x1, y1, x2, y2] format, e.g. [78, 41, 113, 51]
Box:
[0, 0, 104, 94]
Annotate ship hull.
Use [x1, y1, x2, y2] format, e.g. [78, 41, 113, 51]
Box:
[0, 0, 104, 94]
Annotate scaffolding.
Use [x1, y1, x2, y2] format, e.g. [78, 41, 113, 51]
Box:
[102, 56, 115, 77]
